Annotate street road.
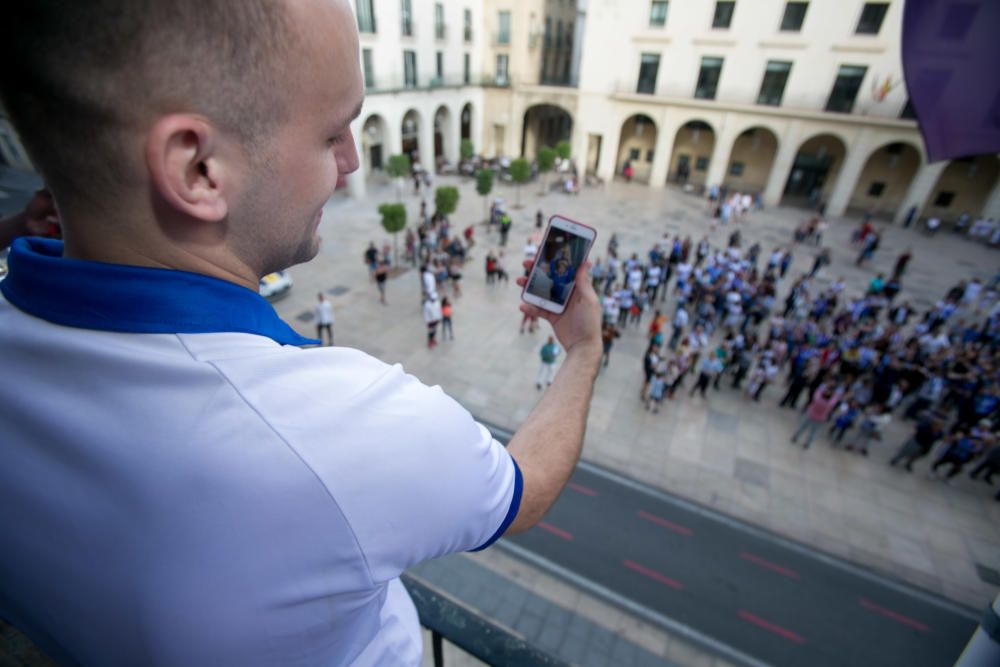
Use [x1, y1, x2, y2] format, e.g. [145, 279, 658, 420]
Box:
[486, 424, 980, 667]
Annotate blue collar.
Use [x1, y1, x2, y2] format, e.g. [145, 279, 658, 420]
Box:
[1, 237, 317, 346]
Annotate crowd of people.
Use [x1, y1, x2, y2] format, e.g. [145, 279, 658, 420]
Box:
[585, 215, 1000, 502]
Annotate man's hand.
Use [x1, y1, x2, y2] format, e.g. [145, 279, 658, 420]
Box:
[517, 259, 602, 356]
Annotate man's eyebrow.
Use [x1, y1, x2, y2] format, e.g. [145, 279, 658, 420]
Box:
[342, 100, 364, 128]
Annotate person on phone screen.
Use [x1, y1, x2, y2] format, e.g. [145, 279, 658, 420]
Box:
[0, 2, 604, 666]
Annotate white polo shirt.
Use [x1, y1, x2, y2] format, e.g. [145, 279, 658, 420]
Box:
[0, 238, 522, 667]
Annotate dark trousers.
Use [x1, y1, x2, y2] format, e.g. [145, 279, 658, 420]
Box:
[316, 323, 333, 346]
[932, 454, 968, 478]
[970, 460, 998, 484]
[690, 372, 711, 397]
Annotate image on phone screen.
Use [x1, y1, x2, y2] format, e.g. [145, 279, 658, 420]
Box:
[524, 223, 592, 307]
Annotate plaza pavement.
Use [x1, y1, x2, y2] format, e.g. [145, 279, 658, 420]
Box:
[271, 173, 999, 663]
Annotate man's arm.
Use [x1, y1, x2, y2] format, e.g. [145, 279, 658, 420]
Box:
[507, 259, 602, 534]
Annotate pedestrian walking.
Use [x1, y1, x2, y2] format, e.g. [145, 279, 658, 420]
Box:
[791, 384, 843, 449]
[537, 336, 561, 389]
[423, 295, 442, 348]
[440, 297, 454, 341]
[315, 293, 334, 346]
[601, 321, 621, 368]
[374, 259, 389, 304]
[845, 405, 891, 456]
[890, 415, 944, 471]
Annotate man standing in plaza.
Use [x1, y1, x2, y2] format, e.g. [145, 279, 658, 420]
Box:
[315, 292, 335, 346]
[0, 2, 603, 666]
[537, 336, 562, 389]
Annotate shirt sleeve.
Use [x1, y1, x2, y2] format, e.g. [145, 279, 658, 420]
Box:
[290, 355, 521, 583]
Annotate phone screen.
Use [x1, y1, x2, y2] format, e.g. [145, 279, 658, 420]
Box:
[524, 222, 593, 307]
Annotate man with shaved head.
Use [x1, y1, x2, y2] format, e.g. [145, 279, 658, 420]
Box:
[0, 1, 602, 665]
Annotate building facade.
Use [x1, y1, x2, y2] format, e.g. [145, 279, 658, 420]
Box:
[349, 0, 1000, 224]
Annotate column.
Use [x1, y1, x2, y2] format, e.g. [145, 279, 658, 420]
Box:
[447, 108, 460, 166]
[762, 123, 801, 207]
[704, 131, 735, 193]
[981, 176, 1000, 220]
[648, 120, 677, 187]
[826, 132, 871, 217]
[418, 108, 436, 175]
[892, 161, 946, 224]
[597, 124, 619, 183]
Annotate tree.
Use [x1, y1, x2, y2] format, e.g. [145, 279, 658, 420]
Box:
[435, 186, 460, 220]
[475, 168, 494, 222]
[537, 146, 556, 195]
[509, 158, 531, 208]
[460, 139, 475, 162]
[378, 203, 406, 267]
[386, 154, 411, 202]
[555, 140, 571, 161]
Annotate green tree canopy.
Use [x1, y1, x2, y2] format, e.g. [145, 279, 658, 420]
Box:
[460, 139, 475, 161]
[435, 186, 460, 217]
[475, 168, 494, 221]
[555, 140, 571, 161]
[509, 158, 531, 208]
[537, 147, 557, 194]
[378, 203, 407, 265]
[386, 154, 411, 201]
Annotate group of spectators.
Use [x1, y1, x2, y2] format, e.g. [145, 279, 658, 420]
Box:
[588, 217, 1000, 501]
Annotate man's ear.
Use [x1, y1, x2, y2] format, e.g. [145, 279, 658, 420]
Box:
[145, 115, 231, 223]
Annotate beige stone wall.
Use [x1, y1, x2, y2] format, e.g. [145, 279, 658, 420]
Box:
[723, 129, 779, 194]
[924, 156, 1000, 221]
[847, 143, 921, 216]
[668, 125, 716, 187]
[615, 116, 658, 184]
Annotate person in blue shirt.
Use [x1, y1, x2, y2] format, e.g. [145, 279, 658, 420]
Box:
[548, 257, 577, 304]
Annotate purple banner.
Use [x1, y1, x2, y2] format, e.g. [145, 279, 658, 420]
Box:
[902, 0, 1000, 163]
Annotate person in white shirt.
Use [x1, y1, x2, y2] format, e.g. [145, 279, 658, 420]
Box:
[315, 292, 335, 346]
[422, 295, 443, 348]
[421, 263, 438, 300]
[0, 3, 604, 666]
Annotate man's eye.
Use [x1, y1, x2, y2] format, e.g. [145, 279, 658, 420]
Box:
[328, 133, 346, 146]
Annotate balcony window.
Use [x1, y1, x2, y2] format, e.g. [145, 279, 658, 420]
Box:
[362, 48, 375, 89]
[825, 64, 867, 112]
[780, 2, 808, 31]
[436, 51, 444, 82]
[556, 22, 563, 49]
[464, 8, 473, 41]
[434, 3, 446, 39]
[856, 2, 889, 35]
[544, 17, 552, 48]
[403, 50, 417, 87]
[464, 53, 470, 84]
[695, 56, 724, 100]
[498, 11, 511, 44]
[712, 1, 735, 29]
[650, 1, 668, 27]
[400, 0, 413, 36]
[356, 0, 376, 33]
[496, 54, 509, 85]
[636, 53, 660, 94]
[757, 60, 791, 106]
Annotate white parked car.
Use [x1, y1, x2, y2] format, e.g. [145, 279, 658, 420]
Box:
[259, 270, 293, 300]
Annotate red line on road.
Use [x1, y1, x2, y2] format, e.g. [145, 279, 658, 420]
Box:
[567, 482, 598, 497]
[637, 510, 694, 536]
[737, 610, 806, 645]
[623, 560, 684, 590]
[739, 551, 800, 580]
[537, 521, 573, 541]
[858, 598, 930, 632]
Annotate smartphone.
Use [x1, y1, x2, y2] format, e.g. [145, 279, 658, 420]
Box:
[521, 215, 596, 314]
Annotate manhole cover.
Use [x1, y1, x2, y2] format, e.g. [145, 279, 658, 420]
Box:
[327, 286, 351, 296]
[975, 563, 1000, 586]
[296, 311, 315, 323]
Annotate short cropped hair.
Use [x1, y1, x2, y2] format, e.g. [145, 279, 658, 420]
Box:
[0, 1, 292, 210]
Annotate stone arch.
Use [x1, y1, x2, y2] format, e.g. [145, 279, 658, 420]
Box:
[360, 114, 388, 174]
[924, 155, 1000, 222]
[615, 114, 658, 184]
[668, 120, 716, 186]
[781, 133, 848, 208]
[401, 108, 423, 167]
[521, 104, 573, 158]
[722, 126, 780, 195]
[848, 141, 922, 220]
